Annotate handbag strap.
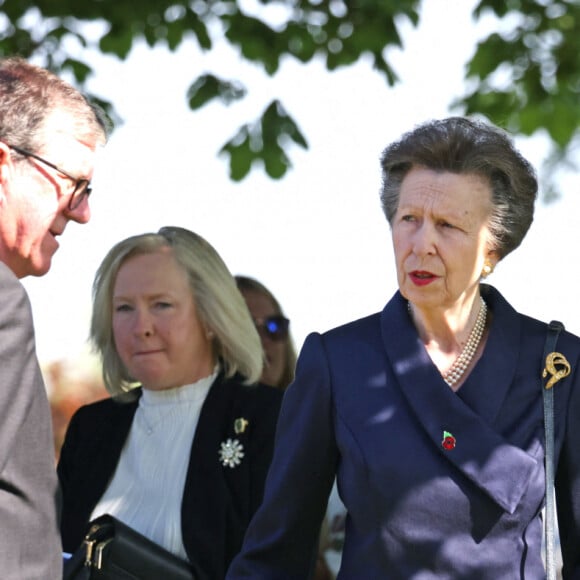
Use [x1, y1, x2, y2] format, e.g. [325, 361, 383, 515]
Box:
[542, 320, 564, 580]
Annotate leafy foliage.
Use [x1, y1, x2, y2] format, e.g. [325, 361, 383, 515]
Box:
[220, 99, 307, 180]
[0, 0, 419, 180]
[1, 0, 579, 189]
[459, 0, 580, 197]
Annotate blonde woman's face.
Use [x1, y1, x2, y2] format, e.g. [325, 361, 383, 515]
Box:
[112, 249, 214, 390]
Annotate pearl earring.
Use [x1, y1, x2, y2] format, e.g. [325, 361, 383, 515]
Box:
[481, 261, 494, 278]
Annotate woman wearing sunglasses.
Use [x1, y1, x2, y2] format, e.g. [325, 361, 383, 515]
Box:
[236, 275, 344, 580]
[235, 276, 297, 390]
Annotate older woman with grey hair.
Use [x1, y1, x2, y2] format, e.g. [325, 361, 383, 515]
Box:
[58, 226, 282, 579]
[227, 117, 580, 579]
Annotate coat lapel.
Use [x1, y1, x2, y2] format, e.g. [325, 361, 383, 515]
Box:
[66, 397, 138, 543]
[181, 374, 249, 577]
[381, 289, 537, 514]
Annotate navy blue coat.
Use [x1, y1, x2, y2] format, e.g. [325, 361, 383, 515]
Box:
[227, 285, 580, 579]
[58, 373, 282, 579]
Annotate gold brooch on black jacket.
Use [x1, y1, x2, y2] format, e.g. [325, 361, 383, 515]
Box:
[218, 418, 249, 468]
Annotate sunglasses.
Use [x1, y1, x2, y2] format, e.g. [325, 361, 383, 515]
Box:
[254, 315, 290, 341]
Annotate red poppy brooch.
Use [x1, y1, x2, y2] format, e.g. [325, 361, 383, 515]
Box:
[441, 431, 456, 451]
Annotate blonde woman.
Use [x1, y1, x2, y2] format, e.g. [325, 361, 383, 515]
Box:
[58, 227, 282, 579]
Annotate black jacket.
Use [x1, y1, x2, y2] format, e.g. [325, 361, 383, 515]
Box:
[58, 372, 282, 579]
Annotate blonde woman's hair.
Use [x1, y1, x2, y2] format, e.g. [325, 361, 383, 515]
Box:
[91, 226, 263, 397]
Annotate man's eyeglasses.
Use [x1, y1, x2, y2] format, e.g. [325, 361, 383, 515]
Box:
[7, 144, 92, 210]
[254, 315, 290, 341]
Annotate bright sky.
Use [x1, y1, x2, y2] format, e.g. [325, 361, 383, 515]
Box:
[22, 0, 580, 377]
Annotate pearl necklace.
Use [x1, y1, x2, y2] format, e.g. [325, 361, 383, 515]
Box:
[409, 297, 488, 388]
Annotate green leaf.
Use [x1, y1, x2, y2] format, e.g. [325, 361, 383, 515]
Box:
[99, 24, 135, 59]
[185, 10, 212, 51]
[186, 74, 246, 110]
[220, 127, 255, 181]
[61, 58, 92, 83]
[263, 143, 289, 179]
[224, 12, 282, 75]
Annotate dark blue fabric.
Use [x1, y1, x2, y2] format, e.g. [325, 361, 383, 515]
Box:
[227, 285, 580, 579]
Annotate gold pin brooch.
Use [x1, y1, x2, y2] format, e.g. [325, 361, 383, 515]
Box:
[542, 352, 571, 390]
[234, 417, 249, 434]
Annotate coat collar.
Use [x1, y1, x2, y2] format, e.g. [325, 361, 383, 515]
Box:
[381, 286, 537, 514]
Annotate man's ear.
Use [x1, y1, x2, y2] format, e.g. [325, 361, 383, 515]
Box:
[0, 142, 13, 189]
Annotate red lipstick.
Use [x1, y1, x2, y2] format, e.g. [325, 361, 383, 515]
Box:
[409, 270, 437, 286]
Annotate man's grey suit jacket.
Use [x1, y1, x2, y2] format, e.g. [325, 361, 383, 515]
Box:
[0, 262, 61, 579]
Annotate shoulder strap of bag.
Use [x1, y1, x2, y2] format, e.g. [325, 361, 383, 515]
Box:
[542, 320, 564, 580]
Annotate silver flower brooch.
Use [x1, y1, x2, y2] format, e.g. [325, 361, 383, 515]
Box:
[219, 438, 245, 468]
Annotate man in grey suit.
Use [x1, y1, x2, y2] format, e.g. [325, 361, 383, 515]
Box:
[0, 57, 108, 579]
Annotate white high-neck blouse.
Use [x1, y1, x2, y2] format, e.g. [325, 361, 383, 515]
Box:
[90, 369, 218, 560]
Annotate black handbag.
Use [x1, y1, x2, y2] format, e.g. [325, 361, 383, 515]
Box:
[63, 514, 204, 580]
